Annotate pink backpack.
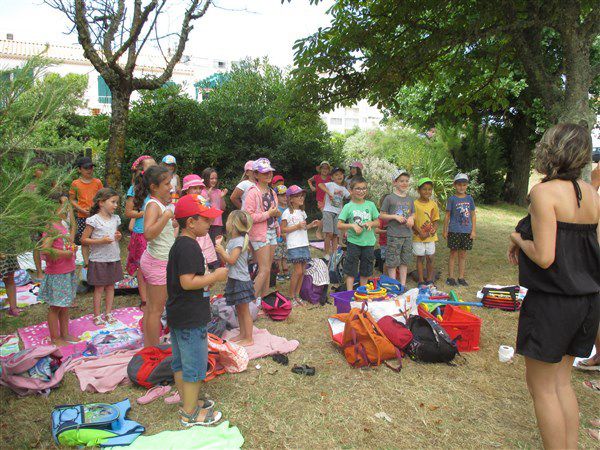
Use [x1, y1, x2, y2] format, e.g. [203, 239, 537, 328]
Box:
[207, 334, 249, 373]
[0, 346, 68, 396]
[261, 291, 292, 321]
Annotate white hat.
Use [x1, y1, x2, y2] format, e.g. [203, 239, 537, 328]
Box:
[453, 173, 469, 182]
[392, 168, 409, 181]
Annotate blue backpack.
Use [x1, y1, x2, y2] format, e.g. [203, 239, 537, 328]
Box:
[51, 399, 144, 447]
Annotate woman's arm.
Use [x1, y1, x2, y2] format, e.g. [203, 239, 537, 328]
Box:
[511, 185, 557, 269]
[125, 197, 144, 219]
[230, 187, 243, 209]
[143, 202, 173, 241]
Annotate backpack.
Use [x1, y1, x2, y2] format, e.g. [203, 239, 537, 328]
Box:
[51, 398, 144, 447]
[377, 316, 413, 353]
[332, 306, 401, 370]
[328, 248, 344, 285]
[211, 295, 259, 329]
[207, 334, 249, 374]
[0, 345, 68, 396]
[261, 291, 292, 321]
[300, 274, 329, 305]
[406, 316, 458, 363]
[127, 345, 174, 389]
[83, 328, 143, 357]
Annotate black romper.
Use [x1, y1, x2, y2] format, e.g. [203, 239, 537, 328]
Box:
[515, 181, 600, 363]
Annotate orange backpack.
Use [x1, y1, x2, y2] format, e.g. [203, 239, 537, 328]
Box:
[332, 305, 401, 370]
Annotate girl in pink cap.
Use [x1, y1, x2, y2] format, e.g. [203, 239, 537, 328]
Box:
[230, 160, 256, 209]
[201, 167, 228, 244]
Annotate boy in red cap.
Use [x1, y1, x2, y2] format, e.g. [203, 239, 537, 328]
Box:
[167, 194, 228, 427]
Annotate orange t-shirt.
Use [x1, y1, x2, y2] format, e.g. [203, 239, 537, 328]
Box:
[69, 178, 103, 218]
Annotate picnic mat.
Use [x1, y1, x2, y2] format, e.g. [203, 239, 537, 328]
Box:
[0, 283, 41, 309]
[222, 327, 299, 360]
[18, 306, 143, 359]
[309, 241, 325, 250]
[0, 334, 20, 358]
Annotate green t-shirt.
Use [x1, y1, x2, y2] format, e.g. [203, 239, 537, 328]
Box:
[338, 200, 380, 246]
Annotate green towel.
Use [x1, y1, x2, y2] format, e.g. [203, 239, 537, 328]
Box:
[107, 421, 244, 450]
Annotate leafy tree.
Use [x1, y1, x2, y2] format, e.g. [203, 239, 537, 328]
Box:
[48, 0, 212, 189]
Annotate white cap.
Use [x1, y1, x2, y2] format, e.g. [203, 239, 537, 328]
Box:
[454, 173, 469, 182]
[392, 168, 409, 181]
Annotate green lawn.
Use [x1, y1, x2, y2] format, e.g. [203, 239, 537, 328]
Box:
[1, 203, 598, 449]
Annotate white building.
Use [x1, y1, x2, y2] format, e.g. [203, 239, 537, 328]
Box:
[321, 99, 384, 133]
[0, 35, 230, 115]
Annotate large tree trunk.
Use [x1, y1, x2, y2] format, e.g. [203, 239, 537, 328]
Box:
[503, 111, 533, 206]
[105, 88, 131, 190]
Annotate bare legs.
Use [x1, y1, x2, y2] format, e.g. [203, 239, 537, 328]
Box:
[448, 249, 466, 279]
[33, 248, 43, 280]
[143, 283, 167, 347]
[525, 355, 579, 449]
[2, 273, 17, 312]
[253, 244, 275, 299]
[174, 371, 207, 420]
[289, 262, 306, 301]
[234, 303, 254, 346]
[48, 306, 77, 346]
[416, 255, 435, 283]
[137, 271, 147, 306]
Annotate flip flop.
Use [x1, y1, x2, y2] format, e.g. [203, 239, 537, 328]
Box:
[137, 385, 172, 405]
[291, 364, 316, 376]
[582, 380, 600, 393]
[272, 354, 289, 366]
[576, 357, 600, 371]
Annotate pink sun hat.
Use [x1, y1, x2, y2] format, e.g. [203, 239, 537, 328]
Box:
[244, 160, 255, 172]
[182, 174, 205, 192]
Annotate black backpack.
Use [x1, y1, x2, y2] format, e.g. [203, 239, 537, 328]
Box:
[406, 316, 458, 363]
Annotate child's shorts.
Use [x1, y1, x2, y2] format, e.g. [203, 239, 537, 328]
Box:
[140, 250, 167, 285]
[224, 278, 255, 306]
[413, 241, 436, 256]
[287, 246, 311, 264]
[171, 326, 208, 382]
[75, 218, 87, 245]
[447, 232, 473, 250]
[38, 272, 77, 307]
[322, 211, 340, 235]
[516, 290, 599, 363]
[344, 242, 374, 278]
[385, 236, 412, 268]
[251, 228, 278, 251]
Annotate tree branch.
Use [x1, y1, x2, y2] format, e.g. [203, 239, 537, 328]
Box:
[102, 0, 125, 61]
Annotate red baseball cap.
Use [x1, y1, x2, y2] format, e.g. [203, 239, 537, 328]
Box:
[174, 194, 223, 219]
[271, 175, 285, 184]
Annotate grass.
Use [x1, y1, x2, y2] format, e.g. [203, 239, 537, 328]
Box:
[1, 203, 599, 449]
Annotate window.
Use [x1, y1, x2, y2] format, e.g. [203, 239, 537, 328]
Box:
[346, 107, 359, 115]
[217, 60, 226, 68]
[345, 118, 359, 128]
[330, 117, 342, 125]
[97, 76, 111, 104]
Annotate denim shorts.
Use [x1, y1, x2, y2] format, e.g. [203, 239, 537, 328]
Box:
[171, 326, 208, 382]
[251, 227, 278, 251]
[287, 245, 311, 263]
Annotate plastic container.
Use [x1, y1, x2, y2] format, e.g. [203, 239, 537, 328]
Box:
[418, 304, 482, 352]
[331, 290, 355, 314]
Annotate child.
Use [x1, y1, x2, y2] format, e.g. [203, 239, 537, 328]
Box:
[281, 185, 319, 304]
[274, 185, 289, 282]
[181, 174, 219, 271]
[244, 158, 280, 301]
[0, 255, 21, 316]
[125, 155, 156, 308]
[138, 165, 176, 346]
[168, 194, 227, 426]
[375, 217, 388, 274]
[443, 173, 476, 286]
[27, 158, 48, 282]
[319, 167, 350, 261]
[69, 156, 103, 267]
[412, 178, 440, 285]
[230, 160, 256, 209]
[271, 175, 285, 188]
[200, 167, 228, 244]
[161, 154, 181, 199]
[215, 210, 255, 346]
[81, 188, 123, 325]
[379, 169, 415, 287]
[337, 177, 380, 291]
[345, 161, 363, 188]
[308, 161, 331, 239]
[39, 192, 78, 346]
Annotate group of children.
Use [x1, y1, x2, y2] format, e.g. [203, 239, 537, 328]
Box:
[2, 153, 477, 427]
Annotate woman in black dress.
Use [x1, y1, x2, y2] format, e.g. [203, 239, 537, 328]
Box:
[508, 123, 600, 449]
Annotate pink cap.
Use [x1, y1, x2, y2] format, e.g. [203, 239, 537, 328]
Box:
[244, 160, 255, 172]
[182, 174, 205, 192]
[350, 161, 364, 170]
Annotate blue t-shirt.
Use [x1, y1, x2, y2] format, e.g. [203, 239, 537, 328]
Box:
[126, 185, 149, 234]
[446, 195, 475, 233]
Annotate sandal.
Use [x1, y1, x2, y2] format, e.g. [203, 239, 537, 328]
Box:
[93, 315, 105, 326]
[582, 380, 600, 392]
[179, 406, 222, 427]
[104, 313, 118, 325]
[291, 364, 316, 376]
[576, 355, 600, 371]
[164, 391, 215, 409]
[137, 385, 172, 405]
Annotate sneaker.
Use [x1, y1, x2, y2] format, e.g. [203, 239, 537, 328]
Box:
[276, 274, 286, 282]
[284, 273, 290, 280]
[457, 278, 469, 286]
[446, 278, 457, 286]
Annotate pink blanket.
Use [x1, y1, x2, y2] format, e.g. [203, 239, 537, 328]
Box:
[222, 327, 299, 360]
[64, 349, 138, 393]
[18, 307, 143, 359]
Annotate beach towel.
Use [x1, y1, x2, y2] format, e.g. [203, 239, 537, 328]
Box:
[222, 327, 299, 360]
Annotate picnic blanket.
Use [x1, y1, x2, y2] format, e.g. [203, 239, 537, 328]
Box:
[0, 334, 20, 358]
[222, 327, 299, 360]
[18, 307, 143, 359]
[0, 283, 41, 310]
[64, 349, 138, 393]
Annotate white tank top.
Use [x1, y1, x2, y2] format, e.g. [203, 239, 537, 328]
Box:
[145, 198, 175, 260]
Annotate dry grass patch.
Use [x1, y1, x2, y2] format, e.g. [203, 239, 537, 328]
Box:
[1, 203, 598, 448]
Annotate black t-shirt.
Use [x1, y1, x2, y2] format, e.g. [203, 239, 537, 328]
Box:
[166, 236, 209, 329]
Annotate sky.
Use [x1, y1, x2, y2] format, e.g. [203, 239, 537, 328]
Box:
[0, 0, 334, 67]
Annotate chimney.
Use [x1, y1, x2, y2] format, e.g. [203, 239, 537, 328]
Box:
[7, 33, 14, 40]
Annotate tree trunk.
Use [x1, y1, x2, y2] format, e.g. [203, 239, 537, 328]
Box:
[105, 88, 131, 190]
[503, 111, 533, 206]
